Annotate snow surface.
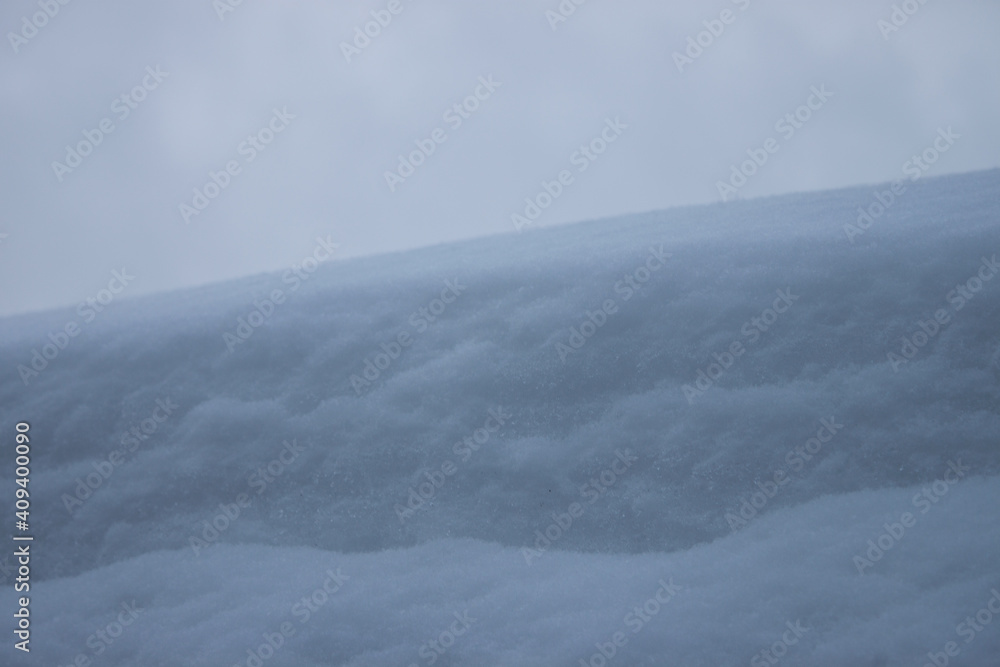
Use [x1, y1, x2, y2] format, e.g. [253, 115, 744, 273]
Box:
[2, 169, 1000, 666]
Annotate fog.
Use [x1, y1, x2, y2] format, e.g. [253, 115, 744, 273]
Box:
[1, 0, 999, 315]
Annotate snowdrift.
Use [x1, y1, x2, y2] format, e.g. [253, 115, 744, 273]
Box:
[2, 169, 1000, 666]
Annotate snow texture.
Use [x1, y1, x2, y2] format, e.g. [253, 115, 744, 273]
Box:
[2, 169, 1000, 666]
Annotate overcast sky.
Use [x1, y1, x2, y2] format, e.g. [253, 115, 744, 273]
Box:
[1, 0, 998, 317]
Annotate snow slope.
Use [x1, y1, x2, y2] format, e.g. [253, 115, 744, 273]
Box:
[2, 168, 1000, 666]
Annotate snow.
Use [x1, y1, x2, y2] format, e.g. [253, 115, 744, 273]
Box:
[2, 168, 1000, 666]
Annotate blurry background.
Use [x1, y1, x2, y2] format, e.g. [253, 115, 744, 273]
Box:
[1, 0, 998, 316]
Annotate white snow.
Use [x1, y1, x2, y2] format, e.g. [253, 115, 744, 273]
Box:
[2, 169, 1000, 666]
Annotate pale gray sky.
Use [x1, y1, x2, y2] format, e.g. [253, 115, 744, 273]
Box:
[1, 0, 998, 316]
